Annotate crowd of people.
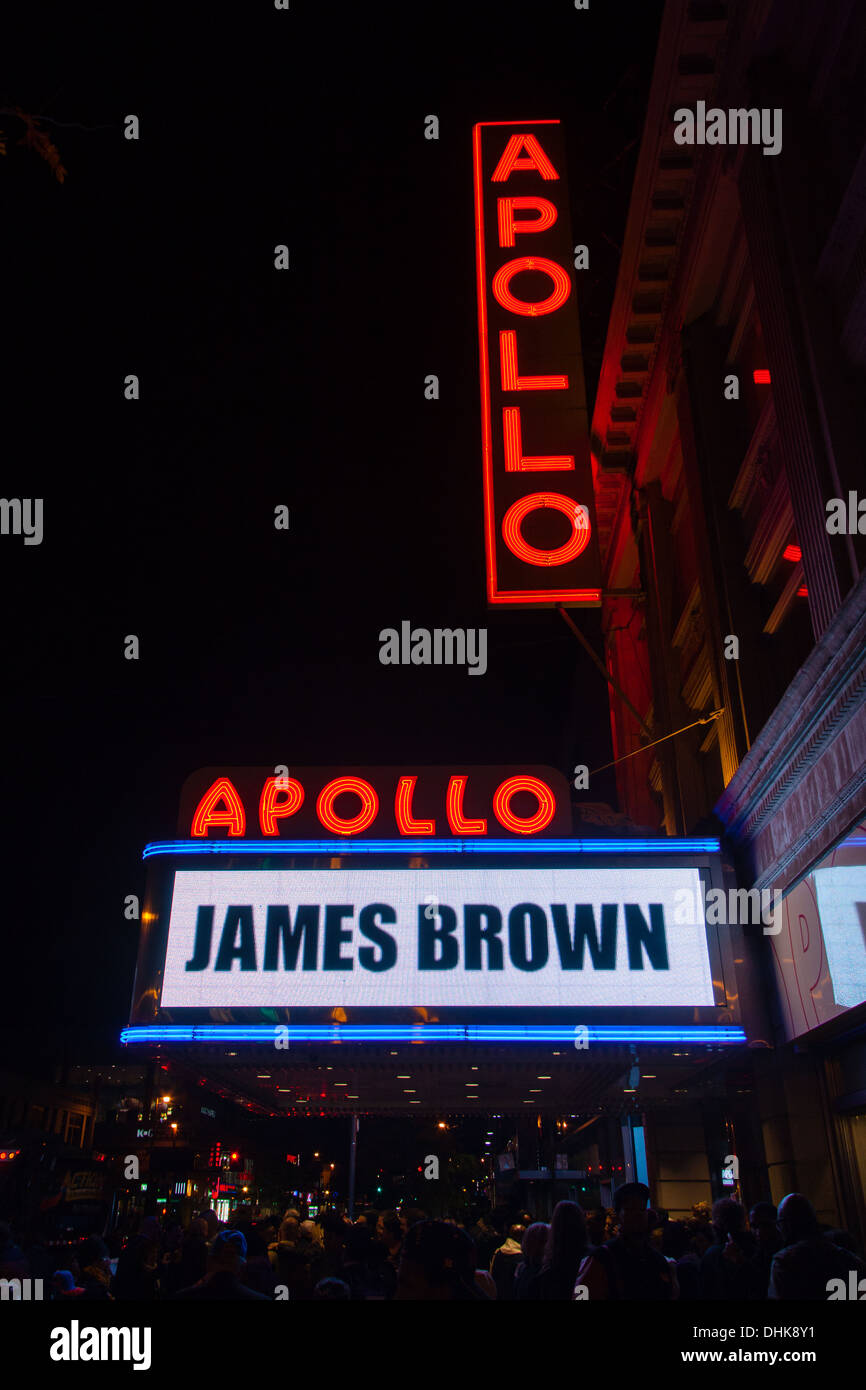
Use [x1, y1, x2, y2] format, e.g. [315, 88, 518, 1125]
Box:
[2, 1183, 863, 1301]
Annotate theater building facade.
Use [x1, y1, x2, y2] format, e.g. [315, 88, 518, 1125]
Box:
[122, 764, 777, 1222]
[590, 0, 866, 1237]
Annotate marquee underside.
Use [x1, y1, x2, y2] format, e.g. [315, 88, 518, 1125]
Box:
[150, 1042, 753, 1118]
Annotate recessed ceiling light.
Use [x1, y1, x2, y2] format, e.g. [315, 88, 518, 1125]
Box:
[403, 1089, 416, 1093]
[334, 1082, 347, 1086]
[537, 1076, 551, 1080]
[465, 1082, 478, 1087]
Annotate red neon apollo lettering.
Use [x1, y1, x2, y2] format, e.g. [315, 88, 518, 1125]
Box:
[316, 777, 379, 835]
[497, 196, 558, 247]
[491, 257, 571, 317]
[445, 776, 487, 835]
[189, 772, 560, 838]
[473, 120, 600, 606]
[191, 777, 247, 837]
[503, 408, 573, 472]
[395, 776, 436, 835]
[492, 775, 556, 834]
[500, 331, 568, 392]
[502, 494, 591, 567]
[491, 134, 560, 182]
[259, 777, 304, 836]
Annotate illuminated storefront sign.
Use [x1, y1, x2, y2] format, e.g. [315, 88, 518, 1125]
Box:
[473, 120, 601, 607]
[124, 767, 742, 1047]
[179, 766, 573, 841]
[159, 866, 716, 1009]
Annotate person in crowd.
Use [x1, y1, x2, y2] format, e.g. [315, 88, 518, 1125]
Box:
[513, 1222, 549, 1300]
[527, 1201, 589, 1300]
[173, 1217, 209, 1294]
[317, 1209, 347, 1280]
[313, 1276, 351, 1299]
[173, 1229, 271, 1300]
[268, 1217, 300, 1268]
[748, 1201, 781, 1295]
[576, 1183, 675, 1300]
[585, 1210, 606, 1248]
[825, 1228, 862, 1257]
[268, 1217, 318, 1300]
[50, 1269, 84, 1301]
[198, 1208, 221, 1241]
[374, 1208, 404, 1298]
[468, 1208, 502, 1271]
[700, 1198, 763, 1300]
[399, 1207, 427, 1236]
[662, 1221, 701, 1300]
[395, 1220, 490, 1300]
[239, 1219, 277, 1296]
[685, 1216, 714, 1260]
[490, 1222, 526, 1300]
[78, 1237, 115, 1300]
[340, 1222, 380, 1299]
[768, 1193, 866, 1300]
[112, 1215, 160, 1300]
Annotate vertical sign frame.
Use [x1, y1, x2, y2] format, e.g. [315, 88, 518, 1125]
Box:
[473, 120, 601, 608]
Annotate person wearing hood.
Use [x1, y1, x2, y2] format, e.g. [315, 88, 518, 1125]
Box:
[490, 1223, 526, 1300]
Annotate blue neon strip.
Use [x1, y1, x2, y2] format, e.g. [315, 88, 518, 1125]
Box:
[143, 837, 720, 860]
[120, 1024, 745, 1045]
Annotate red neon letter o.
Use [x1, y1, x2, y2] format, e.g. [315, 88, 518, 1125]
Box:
[493, 776, 556, 834]
[491, 257, 571, 316]
[502, 494, 591, 567]
[316, 777, 379, 835]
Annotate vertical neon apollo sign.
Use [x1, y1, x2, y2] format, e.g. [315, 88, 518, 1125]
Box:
[473, 121, 601, 607]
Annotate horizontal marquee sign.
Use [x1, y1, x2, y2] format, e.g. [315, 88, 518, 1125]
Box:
[178, 765, 574, 840]
[160, 866, 716, 1010]
[473, 120, 601, 607]
[123, 1025, 746, 1044]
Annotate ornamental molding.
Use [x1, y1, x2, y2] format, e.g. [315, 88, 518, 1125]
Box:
[716, 571, 866, 880]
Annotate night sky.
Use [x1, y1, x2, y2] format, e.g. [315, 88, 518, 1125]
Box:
[2, 0, 664, 1068]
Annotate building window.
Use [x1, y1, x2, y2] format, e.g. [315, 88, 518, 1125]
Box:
[65, 1112, 84, 1147]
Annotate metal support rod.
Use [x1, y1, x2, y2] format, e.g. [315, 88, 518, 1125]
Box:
[588, 708, 725, 776]
[557, 605, 653, 740]
[348, 1114, 359, 1220]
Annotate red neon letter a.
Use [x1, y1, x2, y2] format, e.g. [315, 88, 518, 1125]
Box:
[191, 777, 246, 837]
[491, 134, 559, 183]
